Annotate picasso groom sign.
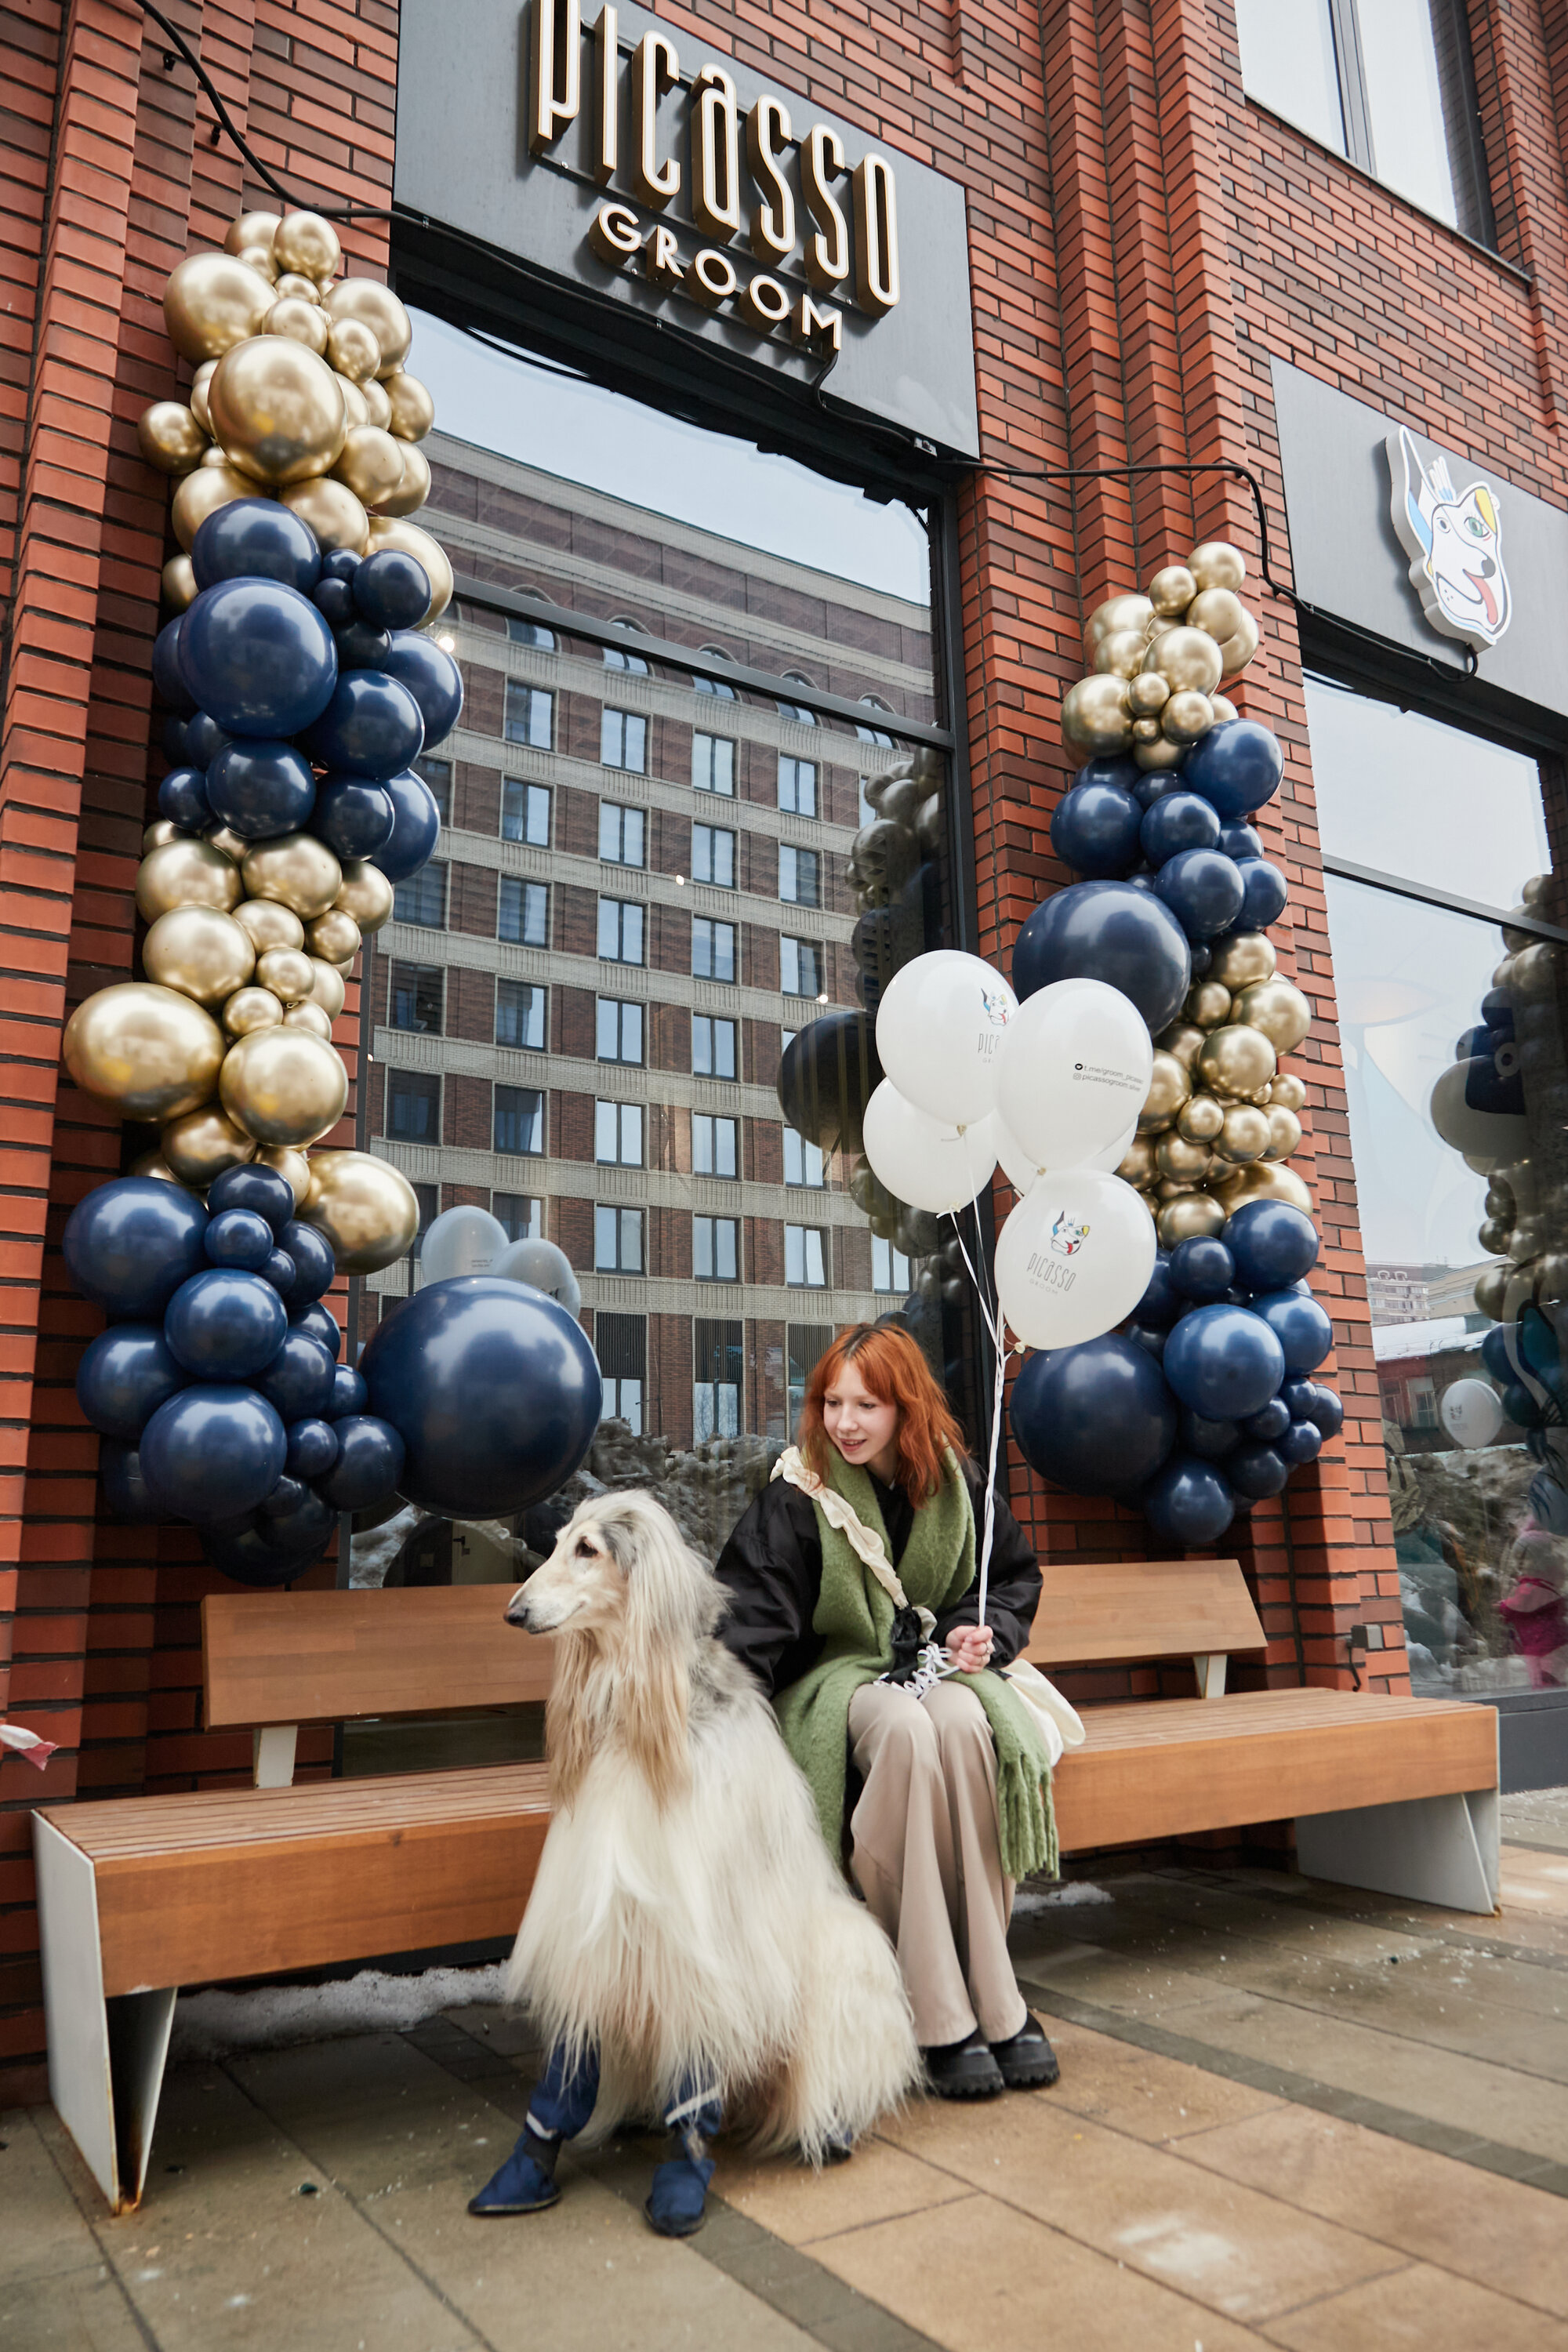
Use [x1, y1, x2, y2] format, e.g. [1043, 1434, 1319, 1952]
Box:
[1388, 424, 1512, 653]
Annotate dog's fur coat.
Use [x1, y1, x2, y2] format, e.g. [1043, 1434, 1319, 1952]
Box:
[504, 1490, 920, 2162]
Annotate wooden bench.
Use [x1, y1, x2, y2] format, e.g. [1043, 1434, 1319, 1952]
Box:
[34, 1555, 1497, 2211]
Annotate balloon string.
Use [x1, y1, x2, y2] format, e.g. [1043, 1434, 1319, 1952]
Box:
[945, 1210, 1008, 1631]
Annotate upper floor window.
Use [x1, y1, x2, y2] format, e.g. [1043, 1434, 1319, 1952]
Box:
[786, 1224, 828, 1287]
[595, 1100, 643, 1166]
[387, 1067, 440, 1142]
[873, 1235, 911, 1294]
[507, 613, 557, 650]
[495, 1083, 545, 1156]
[603, 619, 650, 674]
[694, 1215, 739, 1282]
[602, 708, 647, 772]
[855, 695, 895, 748]
[692, 916, 736, 984]
[777, 671, 818, 725]
[394, 862, 446, 930]
[595, 1204, 643, 1272]
[692, 1112, 739, 1178]
[779, 756, 817, 818]
[694, 733, 735, 796]
[597, 895, 644, 964]
[505, 681, 553, 750]
[502, 778, 550, 845]
[390, 961, 442, 1033]
[783, 1130, 825, 1188]
[496, 978, 546, 1050]
[416, 756, 452, 822]
[499, 875, 548, 947]
[779, 845, 819, 908]
[693, 646, 738, 699]
[692, 823, 735, 888]
[492, 1191, 543, 1242]
[410, 1181, 439, 1261]
[600, 803, 645, 866]
[693, 1013, 737, 1080]
[597, 996, 644, 1063]
[781, 936, 823, 999]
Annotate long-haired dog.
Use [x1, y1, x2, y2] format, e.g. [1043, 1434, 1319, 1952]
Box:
[502, 1489, 920, 2169]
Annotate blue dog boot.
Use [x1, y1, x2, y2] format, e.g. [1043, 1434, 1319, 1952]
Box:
[644, 2082, 720, 2239]
[469, 2038, 601, 2219]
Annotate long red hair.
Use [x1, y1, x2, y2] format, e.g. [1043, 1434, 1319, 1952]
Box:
[798, 1323, 965, 1508]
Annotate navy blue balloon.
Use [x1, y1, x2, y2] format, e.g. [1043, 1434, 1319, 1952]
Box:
[1223, 1201, 1319, 1291]
[1184, 720, 1284, 820]
[152, 617, 196, 716]
[201, 1519, 318, 1587]
[313, 775, 394, 859]
[280, 1220, 335, 1304]
[1502, 1380, 1544, 1430]
[162, 715, 190, 764]
[328, 1365, 368, 1420]
[322, 547, 361, 583]
[301, 670, 423, 782]
[376, 768, 441, 882]
[1189, 943, 1211, 976]
[1227, 1441, 1290, 1499]
[140, 1384, 287, 1521]
[1141, 791, 1221, 868]
[259, 1475, 308, 1519]
[292, 1302, 342, 1358]
[1009, 1334, 1178, 1499]
[64, 1178, 207, 1321]
[76, 1323, 186, 1442]
[258, 1486, 336, 1555]
[1181, 1408, 1239, 1461]
[178, 578, 337, 739]
[1051, 782, 1143, 879]
[164, 1269, 287, 1381]
[1013, 879, 1192, 1036]
[353, 547, 430, 630]
[313, 576, 355, 627]
[1218, 822, 1263, 861]
[191, 498, 321, 594]
[158, 766, 212, 829]
[380, 631, 463, 746]
[205, 738, 316, 839]
[1306, 1385, 1344, 1439]
[361, 1276, 603, 1517]
[1279, 1376, 1316, 1418]
[1236, 860, 1288, 930]
[1163, 1303, 1286, 1421]
[1241, 1396, 1291, 1443]
[1143, 1454, 1235, 1546]
[1480, 1325, 1513, 1383]
[1279, 1418, 1324, 1465]
[285, 1416, 339, 1479]
[1129, 1323, 1167, 1360]
[100, 1441, 164, 1523]
[1251, 1287, 1334, 1374]
[207, 1163, 296, 1234]
[183, 712, 230, 768]
[255, 1330, 336, 1422]
[1154, 848, 1246, 942]
[204, 1209, 274, 1271]
[336, 620, 392, 671]
[1125, 872, 1155, 893]
[316, 1414, 405, 1510]
[1134, 1253, 1183, 1331]
[1517, 1305, 1559, 1379]
[261, 1248, 296, 1293]
[1168, 1237, 1235, 1303]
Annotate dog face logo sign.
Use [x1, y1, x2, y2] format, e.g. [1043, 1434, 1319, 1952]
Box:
[1051, 1212, 1089, 1258]
[980, 987, 1011, 1029]
[1388, 425, 1512, 653]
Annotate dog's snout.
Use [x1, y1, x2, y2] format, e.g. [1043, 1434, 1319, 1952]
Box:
[504, 1585, 532, 1629]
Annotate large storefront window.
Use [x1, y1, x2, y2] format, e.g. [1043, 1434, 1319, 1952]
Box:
[1312, 675, 1568, 1696]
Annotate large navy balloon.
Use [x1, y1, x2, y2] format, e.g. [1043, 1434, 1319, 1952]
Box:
[151, 617, 196, 716]
[1223, 1200, 1319, 1291]
[1141, 791, 1221, 867]
[1163, 1302, 1286, 1421]
[205, 739, 316, 839]
[379, 630, 463, 746]
[316, 1414, 405, 1510]
[1143, 1453, 1235, 1546]
[302, 670, 424, 781]
[1009, 1334, 1178, 1499]
[100, 1441, 164, 1523]
[1251, 1287, 1334, 1373]
[1236, 859, 1288, 930]
[177, 579, 337, 738]
[778, 1007, 882, 1154]
[281, 1220, 336, 1304]
[1184, 720, 1283, 820]
[361, 1276, 601, 1517]
[208, 1162, 296, 1233]
[353, 549, 430, 631]
[1153, 848, 1246, 941]
[64, 1178, 207, 1321]
[158, 766, 212, 830]
[1051, 779, 1142, 880]
[191, 499, 321, 594]
[1013, 879, 1192, 1036]
[140, 1384, 287, 1520]
[255, 1329, 336, 1422]
[313, 774, 394, 860]
[76, 1323, 186, 1442]
[1226, 1441, 1290, 1499]
[164, 1269, 288, 1381]
[376, 769, 441, 883]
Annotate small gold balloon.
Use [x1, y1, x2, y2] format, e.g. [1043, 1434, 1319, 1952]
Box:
[1185, 586, 1246, 643]
[234, 896, 307, 953]
[200, 442, 236, 467]
[307, 957, 347, 1020]
[223, 985, 285, 1036]
[162, 252, 275, 361]
[143, 818, 188, 851]
[1189, 541, 1247, 593]
[161, 1103, 258, 1185]
[264, 295, 332, 354]
[1219, 611, 1261, 677]
[334, 859, 394, 932]
[273, 271, 320, 303]
[1535, 1252, 1568, 1307]
[1158, 1194, 1228, 1248]
[325, 278, 413, 375]
[1062, 673, 1133, 755]
[63, 982, 225, 1121]
[1086, 592, 1153, 652]
[1150, 625, 1223, 696]
[375, 440, 430, 518]
[1093, 626, 1147, 681]
[236, 242, 279, 283]
[357, 376, 392, 430]
[220, 1025, 349, 1147]
[1198, 1023, 1277, 1101]
[1127, 670, 1170, 717]
[1148, 564, 1198, 617]
[1158, 1021, 1206, 1069]
[138, 401, 208, 474]
[364, 517, 453, 621]
[1475, 1263, 1509, 1320]
[141, 906, 256, 1007]
[170, 459, 253, 550]
[128, 1150, 185, 1186]
[301, 1148, 420, 1274]
[1213, 1160, 1312, 1217]
[384, 370, 436, 442]
[336, 372, 370, 429]
[1478, 1218, 1510, 1257]
[1186, 979, 1232, 1029]
[327, 315, 381, 383]
[258, 1145, 311, 1207]
[1156, 1131, 1213, 1181]
[283, 1000, 334, 1039]
[1209, 692, 1238, 724]
[209, 336, 347, 487]
[136, 837, 244, 922]
[225, 212, 281, 258]
[256, 946, 318, 1004]
[307, 907, 361, 964]
[1117, 1135, 1156, 1186]
[1178, 1091, 1226, 1142]
[331, 423, 404, 507]
[1138, 1049, 1192, 1135]
[280, 474, 369, 555]
[1214, 1102, 1272, 1164]
[1233, 976, 1312, 1054]
[1163, 689, 1215, 744]
[1209, 931, 1277, 989]
[328, 953, 358, 978]
[1132, 717, 1163, 745]
[1269, 1073, 1307, 1112]
[189, 360, 218, 434]
[1510, 940, 1558, 999]
[242, 833, 343, 920]
[162, 552, 197, 610]
[1264, 1105, 1303, 1161]
[273, 210, 342, 282]
[1134, 735, 1185, 771]
[206, 826, 252, 866]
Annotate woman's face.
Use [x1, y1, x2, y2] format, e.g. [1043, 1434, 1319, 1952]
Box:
[823, 1372, 900, 1472]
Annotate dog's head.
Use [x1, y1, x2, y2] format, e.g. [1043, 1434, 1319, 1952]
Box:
[505, 1489, 720, 1646]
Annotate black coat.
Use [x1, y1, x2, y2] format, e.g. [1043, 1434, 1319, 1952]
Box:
[714, 1457, 1043, 1701]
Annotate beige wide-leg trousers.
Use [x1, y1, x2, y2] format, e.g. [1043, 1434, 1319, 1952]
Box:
[846, 1679, 1029, 2049]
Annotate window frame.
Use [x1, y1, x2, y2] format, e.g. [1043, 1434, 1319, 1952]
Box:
[779, 844, 820, 908]
[597, 895, 645, 964]
[785, 1222, 828, 1288]
[692, 914, 737, 983]
[691, 821, 735, 889]
[389, 960, 444, 1035]
[601, 706, 648, 772]
[594, 1098, 644, 1167]
[498, 873, 549, 947]
[778, 753, 818, 818]
[693, 731, 736, 795]
[387, 1065, 441, 1142]
[693, 1214, 740, 1282]
[692, 1111, 739, 1179]
[599, 801, 647, 867]
[504, 679, 554, 750]
[691, 1011, 738, 1080]
[780, 935, 823, 999]
[494, 1082, 546, 1157]
[393, 861, 448, 930]
[501, 776, 551, 846]
[594, 1202, 644, 1273]
[495, 977, 546, 1050]
[596, 995, 644, 1063]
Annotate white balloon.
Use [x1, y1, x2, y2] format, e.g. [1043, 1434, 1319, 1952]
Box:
[995, 1110, 1138, 1195]
[862, 1081, 998, 1214]
[1428, 1060, 1529, 1163]
[492, 1234, 583, 1318]
[1439, 1377, 1504, 1450]
[874, 949, 1018, 1127]
[420, 1204, 509, 1284]
[993, 978, 1152, 1172]
[993, 1168, 1156, 1348]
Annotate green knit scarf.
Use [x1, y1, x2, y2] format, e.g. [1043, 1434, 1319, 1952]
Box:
[772, 1446, 1058, 1883]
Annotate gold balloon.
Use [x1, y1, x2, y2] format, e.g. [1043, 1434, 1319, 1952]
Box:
[209, 336, 347, 487]
[385, 370, 436, 442]
[1127, 670, 1170, 717]
[1264, 1105, 1303, 1161]
[307, 908, 361, 964]
[1219, 612, 1261, 677]
[1086, 593, 1153, 652]
[1134, 736, 1185, 771]
[1149, 626, 1223, 695]
[258, 1145, 311, 1207]
[1178, 1091, 1225, 1142]
[1233, 977, 1312, 1054]
[206, 826, 252, 867]
[138, 401, 208, 474]
[280, 475, 369, 555]
[161, 1103, 258, 1185]
[284, 1000, 333, 1040]
[1189, 541, 1247, 593]
[376, 441, 430, 518]
[1131, 717, 1162, 745]
[162, 252, 275, 361]
[274, 272, 320, 304]
[1062, 673, 1133, 755]
[1138, 1049, 1192, 1134]
[1116, 1135, 1156, 1187]
[63, 982, 225, 1121]
[1475, 1263, 1509, 1320]
[328, 953, 358, 978]
[225, 212, 281, 258]
[136, 838, 244, 921]
[327, 316, 381, 383]
[1148, 564, 1197, 617]
[236, 242, 279, 283]
[200, 442, 237, 467]
[325, 278, 413, 375]
[1209, 931, 1276, 989]
[1156, 1131, 1213, 1181]
[1209, 691, 1238, 724]
[1535, 1252, 1568, 1308]
[273, 210, 342, 281]
[1162, 689, 1214, 743]
[265, 295, 332, 354]
[336, 372, 370, 428]
[1186, 979, 1232, 1029]
[141, 906, 256, 1007]
[223, 985, 285, 1036]
[256, 946, 318, 1004]
[1197, 1023, 1277, 1101]
[170, 460, 252, 550]
[162, 552, 197, 610]
[189, 361, 218, 434]
[308, 958, 347, 1020]
[1214, 1102, 1272, 1164]
[1158, 1194, 1228, 1248]
[334, 859, 394, 931]
[143, 818, 188, 851]
[302, 1149, 419, 1274]
[358, 376, 392, 430]
[1269, 1073, 1307, 1112]
[220, 1025, 348, 1147]
[1158, 1021, 1206, 1069]
[331, 423, 404, 507]
[234, 896, 306, 953]
[1213, 1160, 1312, 1216]
[1185, 586, 1246, 643]
[128, 1150, 185, 1186]
[365, 516, 453, 622]
[1093, 626, 1147, 681]
[242, 833, 343, 920]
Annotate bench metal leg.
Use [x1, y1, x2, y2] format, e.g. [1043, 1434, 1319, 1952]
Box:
[1294, 1788, 1500, 1916]
[33, 1815, 176, 2212]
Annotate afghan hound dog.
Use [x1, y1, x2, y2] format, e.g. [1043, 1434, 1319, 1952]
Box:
[502, 1490, 920, 2167]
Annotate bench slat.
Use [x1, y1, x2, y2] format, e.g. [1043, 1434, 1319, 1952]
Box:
[203, 1586, 553, 1728]
[1027, 1556, 1266, 1668]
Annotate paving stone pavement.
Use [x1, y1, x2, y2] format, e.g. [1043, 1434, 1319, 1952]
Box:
[5, 1829, 1568, 2352]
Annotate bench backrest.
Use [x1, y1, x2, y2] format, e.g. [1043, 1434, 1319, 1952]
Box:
[1024, 1556, 1265, 1668]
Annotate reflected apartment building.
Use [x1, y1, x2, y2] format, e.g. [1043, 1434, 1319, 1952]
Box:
[359, 428, 937, 1452]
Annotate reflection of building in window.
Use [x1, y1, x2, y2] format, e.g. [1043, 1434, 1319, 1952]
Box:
[694, 1317, 743, 1438]
[781, 937, 822, 997]
[595, 1100, 643, 1166]
[692, 1013, 737, 1078]
[693, 916, 736, 982]
[394, 862, 446, 928]
[502, 778, 550, 844]
[504, 681, 552, 747]
[788, 1322, 834, 1428]
[388, 1068, 440, 1140]
[507, 615, 556, 649]
[603, 618, 650, 673]
[856, 694, 895, 746]
[692, 823, 735, 887]
[693, 1112, 738, 1177]
[693, 647, 738, 699]
[779, 846, 819, 906]
[390, 962, 442, 1033]
[779, 754, 817, 816]
[597, 896, 644, 963]
[495, 1084, 544, 1156]
[595, 1203, 643, 1272]
[601, 708, 647, 771]
[694, 732, 735, 793]
[694, 1215, 739, 1281]
[599, 803, 644, 866]
[495, 978, 546, 1049]
[499, 876, 548, 946]
[598, 1312, 646, 1432]
[416, 755, 452, 820]
[778, 671, 818, 724]
[873, 1236, 911, 1293]
[786, 1224, 827, 1287]
[410, 1181, 439, 1258]
[492, 1192, 543, 1242]
[597, 996, 643, 1062]
[1367, 1263, 1433, 1323]
[783, 1130, 824, 1187]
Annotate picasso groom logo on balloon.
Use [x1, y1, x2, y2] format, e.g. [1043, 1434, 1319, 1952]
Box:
[1388, 424, 1512, 654]
[1049, 1214, 1089, 1258]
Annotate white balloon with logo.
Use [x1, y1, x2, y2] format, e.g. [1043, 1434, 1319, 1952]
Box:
[993, 978, 1152, 1171]
[492, 1235, 583, 1319]
[1439, 1377, 1504, 1450]
[862, 1081, 998, 1214]
[419, 1204, 509, 1285]
[874, 949, 1018, 1127]
[993, 1168, 1156, 1348]
[994, 1109, 1139, 1196]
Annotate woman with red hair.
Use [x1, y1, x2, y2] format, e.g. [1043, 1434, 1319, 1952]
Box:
[716, 1323, 1059, 2100]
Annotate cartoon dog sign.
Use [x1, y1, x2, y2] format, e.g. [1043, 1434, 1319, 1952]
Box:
[1387, 424, 1512, 653]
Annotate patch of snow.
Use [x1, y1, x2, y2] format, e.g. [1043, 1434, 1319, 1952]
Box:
[1013, 1882, 1114, 1915]
[169, 1961, 508, 2063]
